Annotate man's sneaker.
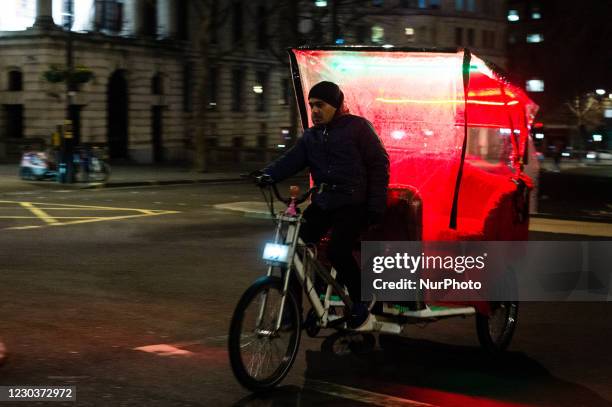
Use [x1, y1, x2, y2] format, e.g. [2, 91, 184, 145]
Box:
[347, 302, 375, 331]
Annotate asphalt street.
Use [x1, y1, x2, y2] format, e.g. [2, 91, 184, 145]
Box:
[0, 182, 611, 406]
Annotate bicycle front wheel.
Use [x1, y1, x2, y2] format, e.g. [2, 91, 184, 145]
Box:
[228, 276, 301, 392]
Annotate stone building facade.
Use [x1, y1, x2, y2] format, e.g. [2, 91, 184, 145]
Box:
[0, 0, 199, 163]
[0, 0, 509, 165]
[0, 0, 295, 164]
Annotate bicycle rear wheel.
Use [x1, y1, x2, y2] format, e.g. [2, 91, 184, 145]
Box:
[228, 276, 301, 392]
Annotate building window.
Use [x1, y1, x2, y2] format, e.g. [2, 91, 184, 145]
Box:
[8, 70, 23, 91]
[455, 0, 464, 11]
[0, 1, 35, 31]
[455, 27, 463, 45]
[507, 10, 519, 22]
[372, 0, 384, 6]
[94, 0, 123, 33]
[356, 25, 368, 43]
[232, 1, 243, 43]
[526, 79, 544, 92]
[151, 73, 163, 95]
[256, 6, 267, 49]
[405, 27, 415, 42]
[400, 0, 418, 7]
[526, 33, 544, 43]
[232, 136, 244, 147]
[142, 0, 157, 36]
[530, 4, 541, 19]
[467, 28, 474, 46]
[182, 63, 192, 112]
[207, 67, 218, 110]
[371, 26, 384, 44]
[177, 0, 188, 40]
[429, 0, 440, 8]
[254, 71, 268, 112]
[466, 0, 475, 12]
[3, 105, 24, 138]
[231, 68, 244, 112]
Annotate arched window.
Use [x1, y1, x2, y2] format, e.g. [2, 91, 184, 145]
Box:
[8, 70, 23, 91]
[151, 73, 163, 95]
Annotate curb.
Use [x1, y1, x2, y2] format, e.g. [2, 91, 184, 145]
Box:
[12, 177, 247, 191]
[530, 213, 612, 225]
[97, 177, 246, 189]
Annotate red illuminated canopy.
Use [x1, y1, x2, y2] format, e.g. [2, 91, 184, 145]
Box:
[288, 47, 538, 238]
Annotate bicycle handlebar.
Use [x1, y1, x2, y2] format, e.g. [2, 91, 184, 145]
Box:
[241, 173, 318, 207]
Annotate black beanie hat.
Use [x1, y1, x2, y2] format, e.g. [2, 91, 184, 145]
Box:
[308, 81, 344, 109]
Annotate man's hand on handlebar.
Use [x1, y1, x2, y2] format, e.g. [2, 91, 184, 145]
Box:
[248, 170, 274, 188]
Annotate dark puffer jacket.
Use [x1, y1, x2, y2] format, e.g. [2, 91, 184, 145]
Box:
[263, 114, 390, 214]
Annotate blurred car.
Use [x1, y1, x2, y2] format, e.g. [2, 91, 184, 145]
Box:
[597, 150, 612, 160]
[584, 150, 612, 161]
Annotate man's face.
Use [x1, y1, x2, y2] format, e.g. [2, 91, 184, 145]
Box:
[309, 98, 337, 126]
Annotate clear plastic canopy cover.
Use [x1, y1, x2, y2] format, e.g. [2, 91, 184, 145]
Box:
[290, 48, 538, 239]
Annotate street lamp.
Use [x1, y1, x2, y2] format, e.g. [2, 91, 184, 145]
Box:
[595, 89, 606, 96]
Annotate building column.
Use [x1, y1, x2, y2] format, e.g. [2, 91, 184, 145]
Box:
[158, 0, 178, 39]
[33, 0, 55, 29]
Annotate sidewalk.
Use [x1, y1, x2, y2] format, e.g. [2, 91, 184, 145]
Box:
[0, 163, 245, 193]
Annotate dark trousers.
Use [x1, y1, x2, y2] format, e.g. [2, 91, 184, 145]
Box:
[300, 203, 367, 303]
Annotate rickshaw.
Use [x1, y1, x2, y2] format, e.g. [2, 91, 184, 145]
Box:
[228, 46, 539, 392]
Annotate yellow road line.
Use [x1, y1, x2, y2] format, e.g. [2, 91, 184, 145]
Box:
[9, 225, 42, 230]
[0, 216, 102, 219]
[46, 212, 179, 227]
[0, 200, 180, 230]
[17, 208, 164, 212]
[19, 202, 58, 225]
[4, 212, 178, 230]
[0, 200, 172, 212]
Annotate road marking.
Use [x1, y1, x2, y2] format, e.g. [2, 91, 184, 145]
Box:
[305, 380, 436, 407]
[215, 201, 612, 237]
[19, 202, 59, 224]
[133, 344, 194, 357]
[0, 216, 101, 219]
[0, 200, 179, 230]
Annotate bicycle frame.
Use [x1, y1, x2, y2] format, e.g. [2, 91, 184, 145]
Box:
[260, 211, 351, 333]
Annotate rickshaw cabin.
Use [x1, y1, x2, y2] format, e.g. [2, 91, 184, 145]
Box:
[289, 47, 539, 242]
